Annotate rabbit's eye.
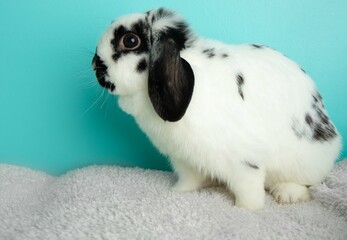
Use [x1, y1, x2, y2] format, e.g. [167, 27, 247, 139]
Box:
[121, 33, 141, 50]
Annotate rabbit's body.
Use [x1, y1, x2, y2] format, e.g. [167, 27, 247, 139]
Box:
[93, 9, 341, 209]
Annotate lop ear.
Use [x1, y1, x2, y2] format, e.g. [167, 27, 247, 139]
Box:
[148, 36, 195, 122]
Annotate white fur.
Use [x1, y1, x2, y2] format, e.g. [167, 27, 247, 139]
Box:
[95, 9, 342, 210]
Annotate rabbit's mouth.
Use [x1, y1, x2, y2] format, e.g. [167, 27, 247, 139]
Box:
[92, 54, 116, 92]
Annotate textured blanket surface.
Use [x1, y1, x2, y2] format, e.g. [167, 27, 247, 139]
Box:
[1, 160, 346, 240]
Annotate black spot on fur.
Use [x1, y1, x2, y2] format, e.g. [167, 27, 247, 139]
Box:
[154, 7, 174, 19]
[251, 44, 263, 49]
[245, 161, 259, 170]
[312, 92, 324, 107]
[292, 92, 337, 142]
[311, 93, 337, 141]
[203, 48, 215, 58]
[236, 74, 245, 100]
[301, 68, 306, 74]
[151, 8, 190, 50]
[137, 58, 147, 73]
[305, 113, 313, 126]
[222, 53, 229, 58]
[165, 22, 190, 50]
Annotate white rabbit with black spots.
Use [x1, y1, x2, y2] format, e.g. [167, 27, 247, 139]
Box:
[92, 8, 342, 210]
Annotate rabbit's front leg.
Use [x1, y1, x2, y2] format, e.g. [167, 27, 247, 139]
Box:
[170, 160, 209, 192]
[227, 161, 266, 210]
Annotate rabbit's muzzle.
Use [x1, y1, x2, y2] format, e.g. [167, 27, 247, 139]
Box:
[92, 54, 115, 92]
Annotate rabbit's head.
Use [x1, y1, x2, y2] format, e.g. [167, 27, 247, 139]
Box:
[92, 8, 195, 121]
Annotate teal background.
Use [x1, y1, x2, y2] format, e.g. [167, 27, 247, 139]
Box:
[0, 1, 346, 175]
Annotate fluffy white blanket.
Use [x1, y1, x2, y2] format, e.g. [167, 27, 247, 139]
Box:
[1, 160, 346, 240]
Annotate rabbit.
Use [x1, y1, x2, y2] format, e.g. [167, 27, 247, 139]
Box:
[92, 8, 342, 210]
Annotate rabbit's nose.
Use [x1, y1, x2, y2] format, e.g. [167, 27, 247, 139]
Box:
[92, 54, 97, 70]
[92, 54, 115, 92]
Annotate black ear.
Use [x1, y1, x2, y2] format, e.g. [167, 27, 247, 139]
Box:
[148, 37, 195, 122]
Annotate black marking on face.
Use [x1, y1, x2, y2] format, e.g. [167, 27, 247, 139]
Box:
[222, 53, 229, 58]
[92, 54, 115, 91]
[244, 161, 259, 170]
[131, 20, 148, 39]
[137, 57, 147, 73]
[112, 52, 121, 61]
[202, 48, 215, 58]
[236, 74, 245, 100]
[107, 82, 115, 91]
[251, 44, 263, 49]
[110, 21, 149, 62]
